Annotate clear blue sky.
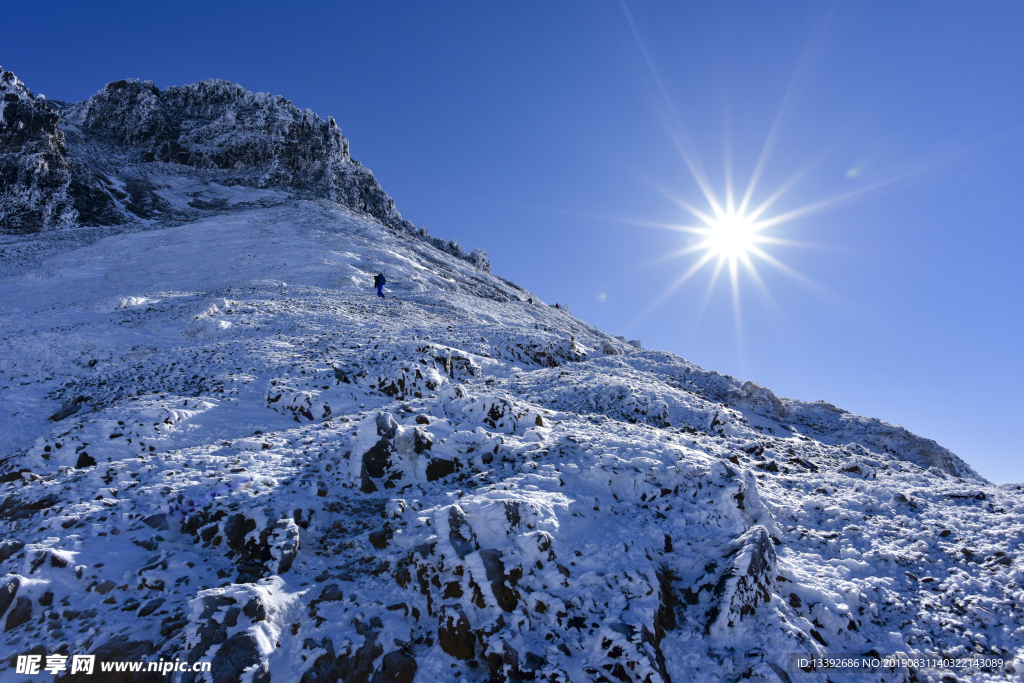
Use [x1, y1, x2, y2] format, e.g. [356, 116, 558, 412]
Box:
[7, 2, 1023, 481]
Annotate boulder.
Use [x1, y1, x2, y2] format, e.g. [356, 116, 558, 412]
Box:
[300, 620, 382, 683]
[3, 593, 29, 632]
[371, 651, 417, 683]
[209, 632, 269, 683]
[62, 636, 158, 683]
[0, 576, 18, 619]
[480, 548, 520, 613]
[438, 607, 476, 660]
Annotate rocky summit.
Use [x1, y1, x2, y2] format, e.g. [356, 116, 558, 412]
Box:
[1, 69, 1022, 682]
[0, 67, 487, 271]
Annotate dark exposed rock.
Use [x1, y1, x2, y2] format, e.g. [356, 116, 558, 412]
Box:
[486, 641, 540, 681]
[48, 403, 82, 421]
[370, 651, 418, 683]
[360, 465, 379, 493]
[0, 469, 31, 484]
[413, 427, 433, 454]
[480, 548, 521, 612]
[137, 597, 165, 618]
[142, 513, 168, 530]
[300, 623, 383, 683]
[0, 493, 58, 520]
[223, 513, 257, 552]
[188, 512, 301, 582]
[655, 568, 676, 635]
[181, 593, 251, 682]
[523, 652, 546, 671]
[426, 458, 456, 481]
[318, 584, 344, 602]
[504, 501, 521, 527]
[61, 77, 413, 232]
[63, 635, 159, 683]
[243, 596, 268, 621]
[359, 416, 400, 491]
[270, 518, 301, 574]
[220, 513, 267, 582]
[76, 452, 97, 468]
[362, 438, 392, 480]
[210, 633, 269, 683]
[0, 471, 20, 485]
[0, 577, 19, 621]
[369, 528, 391, 549]
[0, 539, 25, 563]
[0, 68, 75, 234]
[438, 606, 476, 660]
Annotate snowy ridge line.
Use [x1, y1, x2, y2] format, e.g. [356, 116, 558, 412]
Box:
[1, 66, 489, 274]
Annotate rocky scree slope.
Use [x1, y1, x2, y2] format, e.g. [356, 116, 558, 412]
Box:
[0, 72, 1022, 683]
[0, 67, 487, 271]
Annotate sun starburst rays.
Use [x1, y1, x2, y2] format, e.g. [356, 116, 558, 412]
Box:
[614, 0, 852, 359]
[629, 179, 814, 335]
[624, 163, 830, 350]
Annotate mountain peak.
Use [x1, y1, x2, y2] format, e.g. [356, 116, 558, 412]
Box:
[1, 68, 489, 271]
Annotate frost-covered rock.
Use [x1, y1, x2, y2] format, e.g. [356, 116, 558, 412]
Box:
[711, 525, 778, 632]
[1, 67, 490, 271]
[0, 67, 76, 233]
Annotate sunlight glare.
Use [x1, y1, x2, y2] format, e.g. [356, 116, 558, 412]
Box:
[705, 214, 755, 258]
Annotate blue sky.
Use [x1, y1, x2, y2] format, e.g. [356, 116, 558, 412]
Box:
[7, 2, 1023, 481]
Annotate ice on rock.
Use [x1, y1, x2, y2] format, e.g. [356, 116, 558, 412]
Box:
[710, 525, 778, 633]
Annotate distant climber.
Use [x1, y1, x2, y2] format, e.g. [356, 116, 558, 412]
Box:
[374, 273, 386, 299]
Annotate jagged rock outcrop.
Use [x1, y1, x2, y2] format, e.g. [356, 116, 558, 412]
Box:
[181, 588, 274, 683]
[0, 68, 489, 270]
[711, 525, 778, 632]
[0, 68, 76, 232]
[63, 78, 410, 228]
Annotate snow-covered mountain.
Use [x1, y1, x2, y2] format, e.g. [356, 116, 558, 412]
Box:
[1, 67, 487, 271]
[1, 69, 1022, 682]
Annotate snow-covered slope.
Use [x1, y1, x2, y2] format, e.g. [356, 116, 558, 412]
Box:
[1, 72, 1023, 683]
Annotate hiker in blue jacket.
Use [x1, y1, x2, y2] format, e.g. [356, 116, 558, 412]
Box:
[374, 273, 386, 299]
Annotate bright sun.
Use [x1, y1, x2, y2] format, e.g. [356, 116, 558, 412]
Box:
[704, 214, 755, 258]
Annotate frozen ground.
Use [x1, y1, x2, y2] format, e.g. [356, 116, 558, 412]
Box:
[1, 184, 1022, 682]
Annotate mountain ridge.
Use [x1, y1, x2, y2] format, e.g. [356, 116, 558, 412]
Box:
[1, 67, 488, 271]
[1, 68, 1021, 682]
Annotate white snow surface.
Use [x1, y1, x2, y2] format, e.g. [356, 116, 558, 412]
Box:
[0, 192, 1022, 682]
